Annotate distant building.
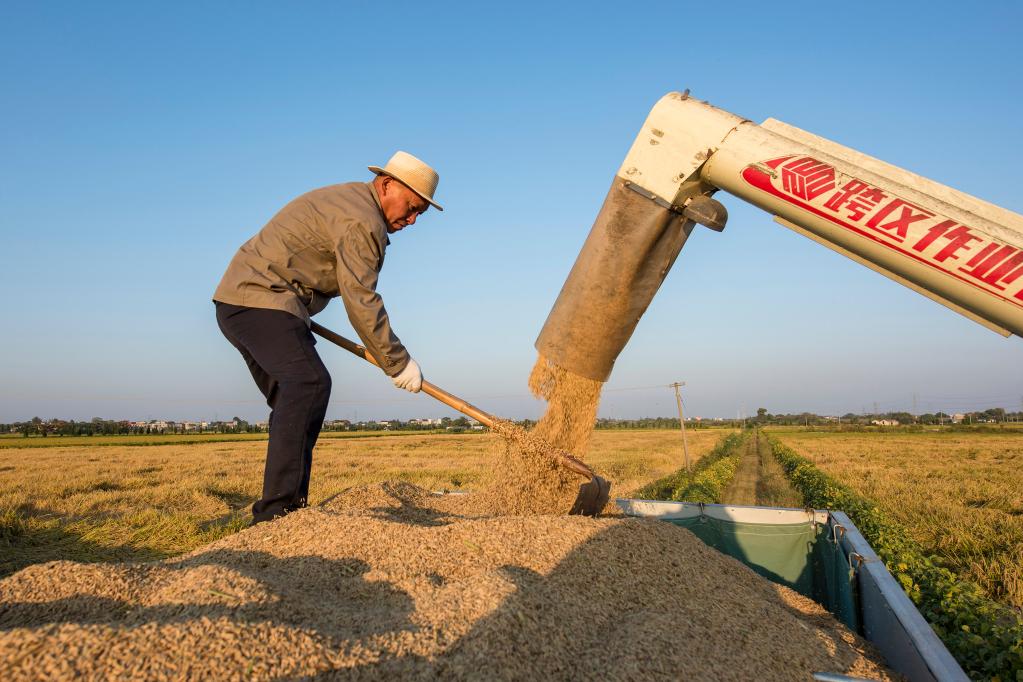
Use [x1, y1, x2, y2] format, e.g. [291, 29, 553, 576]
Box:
[871, 419, 900, 426]
[409, 418, 443, 426]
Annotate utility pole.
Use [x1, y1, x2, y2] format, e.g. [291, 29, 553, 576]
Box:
[669, 382, 692, 474]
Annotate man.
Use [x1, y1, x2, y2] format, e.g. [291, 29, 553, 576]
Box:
[213, 151, 442, 523]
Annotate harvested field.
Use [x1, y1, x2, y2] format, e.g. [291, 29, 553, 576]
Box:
[0, 430, 726, 577]
[0, 431, 425, 449]
[771, 428, 1023, 609]
[588, 428, 724, 496]
[0, 482, 896, 681]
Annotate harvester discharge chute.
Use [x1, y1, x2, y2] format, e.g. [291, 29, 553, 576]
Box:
[537, 91, 1023, 381]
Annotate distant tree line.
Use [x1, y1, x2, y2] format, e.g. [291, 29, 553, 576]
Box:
[323, 417, 477, 433]
[594, 417, 718, 429]
[747, 407, 1023, 427]
[5, 408, 1022, 438]
[1, 417, 262, 437]
[1, 416, 485, 437]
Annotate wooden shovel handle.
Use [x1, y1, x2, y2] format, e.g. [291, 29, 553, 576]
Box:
[310, 321, 495, 427]
[309, 321, 595, 480]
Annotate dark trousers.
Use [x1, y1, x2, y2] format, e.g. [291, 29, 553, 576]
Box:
[215, 302, 331, 522]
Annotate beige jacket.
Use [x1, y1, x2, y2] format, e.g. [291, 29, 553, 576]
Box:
[213, 182, 410, 376]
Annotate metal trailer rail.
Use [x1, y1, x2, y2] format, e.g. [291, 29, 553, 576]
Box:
[616, 499, 969, 682]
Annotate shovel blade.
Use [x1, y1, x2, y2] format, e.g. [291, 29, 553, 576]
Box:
[569, 476, 611, 517]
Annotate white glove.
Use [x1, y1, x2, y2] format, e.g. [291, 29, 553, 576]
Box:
[392, 358, 423, 393]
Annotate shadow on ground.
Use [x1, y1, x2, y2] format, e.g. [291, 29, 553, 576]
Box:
[0, 502, 245, 579]
[0, 550, 414, 642]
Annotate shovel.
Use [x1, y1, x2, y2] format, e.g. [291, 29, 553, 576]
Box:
[310, 321, 611, 516]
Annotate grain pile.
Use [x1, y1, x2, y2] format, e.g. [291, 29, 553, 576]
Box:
[0, 482, 897, 681]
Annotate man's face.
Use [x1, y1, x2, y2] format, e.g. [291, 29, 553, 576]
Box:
[378, 176, 430, 233]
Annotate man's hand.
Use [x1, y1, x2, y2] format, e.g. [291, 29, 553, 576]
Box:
[392, 359, 423, 393]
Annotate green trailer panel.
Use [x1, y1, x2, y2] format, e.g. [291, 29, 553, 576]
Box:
[617, 499, 968, 682]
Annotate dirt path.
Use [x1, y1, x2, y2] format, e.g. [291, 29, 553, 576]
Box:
[722, 431, 803, 508]
[754, 432, 803, 508]
[722, 431, 760, 505]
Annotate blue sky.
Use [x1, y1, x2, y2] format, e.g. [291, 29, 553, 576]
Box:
[2, 1, 1021, 422]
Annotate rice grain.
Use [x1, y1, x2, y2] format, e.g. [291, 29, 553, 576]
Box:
[0, 483, 898, 681]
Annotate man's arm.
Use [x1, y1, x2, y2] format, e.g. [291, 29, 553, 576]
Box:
[334, 221, 411, 376]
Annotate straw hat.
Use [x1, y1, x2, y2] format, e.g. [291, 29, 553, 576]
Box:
[369, 151, 443, 211]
